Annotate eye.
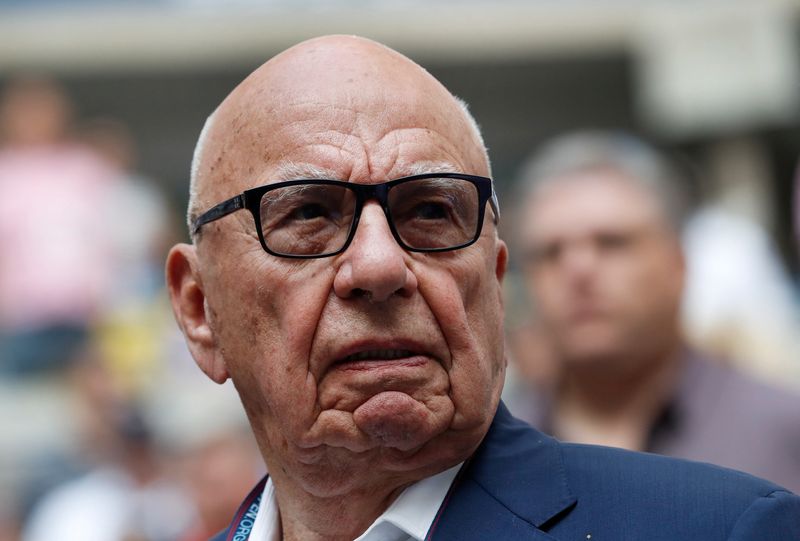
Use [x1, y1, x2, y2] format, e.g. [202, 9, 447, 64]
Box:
[528, 243, 561, 265]
[412, 201, 448, 220]
[290, 202, 331, 221]
[596, 232, 634, 252]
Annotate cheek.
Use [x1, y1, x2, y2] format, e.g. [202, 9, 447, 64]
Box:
[465, 259, 505, 364]
[210, 258, 335, 440]
[636, 257, 682, 314]
[610, 252, 660, 300]
[414, 251, 505, 430]
[529, 268, 566, 316]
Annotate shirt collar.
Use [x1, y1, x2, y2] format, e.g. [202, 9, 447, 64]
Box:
[251, 463, 463, 541]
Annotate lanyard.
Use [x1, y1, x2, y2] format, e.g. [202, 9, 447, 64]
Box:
[226, 476, 268, 541]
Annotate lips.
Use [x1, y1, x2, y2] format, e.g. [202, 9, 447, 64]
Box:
[568, 306, 609, 324]
[340, 349, 417, 363]
[327, 340, 437, 371]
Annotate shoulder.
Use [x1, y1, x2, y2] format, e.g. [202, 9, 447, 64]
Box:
[555, 437, 800, 540]
[688, 352, 800, 406]
[462, 403, 800, 540]
[493, 405, 790, 500]
[561, 440, 785, 502]
[688, 354, 800, 439]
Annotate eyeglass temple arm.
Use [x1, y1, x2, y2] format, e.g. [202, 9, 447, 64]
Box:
[191, 194, 246, 236]
[489, 189, 500, 224]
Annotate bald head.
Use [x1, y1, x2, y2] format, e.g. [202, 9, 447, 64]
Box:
[188, 35, 490, 233]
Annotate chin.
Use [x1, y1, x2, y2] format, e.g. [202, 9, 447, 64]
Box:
[290, 432, 474, 498]
[559, 332, 625, 367]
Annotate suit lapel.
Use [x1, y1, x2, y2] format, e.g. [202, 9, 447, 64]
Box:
[427, 403, 576, 540]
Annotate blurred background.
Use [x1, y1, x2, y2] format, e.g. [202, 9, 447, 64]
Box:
[0, 0, 799, 539]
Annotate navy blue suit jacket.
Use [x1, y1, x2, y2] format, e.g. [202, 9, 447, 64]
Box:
[213, 403, 800, 540]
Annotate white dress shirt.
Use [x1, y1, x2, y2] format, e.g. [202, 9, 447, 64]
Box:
[250, 463, 463, 541]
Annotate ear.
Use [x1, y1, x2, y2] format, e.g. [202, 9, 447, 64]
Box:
[494, 238, 509, 283]
[166, 243, 229, 383]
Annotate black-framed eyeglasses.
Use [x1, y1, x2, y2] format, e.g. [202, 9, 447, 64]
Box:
[191, 172, 500, 259]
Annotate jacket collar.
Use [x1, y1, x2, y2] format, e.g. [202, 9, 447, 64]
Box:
[471, 402, 576, 526]
[426, 402, 577, 539]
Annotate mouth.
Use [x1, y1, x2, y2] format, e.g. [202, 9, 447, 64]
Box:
[568, 302, 608, 322]
[339, 349, 418, 363]
[330, 342, 434, 372]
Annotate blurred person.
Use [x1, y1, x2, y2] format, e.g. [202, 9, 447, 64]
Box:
[22, 407, 194, 541]
[177, 429, 262, 541]
[79, 117, 172, 306]
[0, 76, 116, 376]
[22, 350, 194, 541]
[166, 36, 799, 540]
[0, 507, 21, 541]
[512, 130, 800, 493]
[79, 117, 178, 396]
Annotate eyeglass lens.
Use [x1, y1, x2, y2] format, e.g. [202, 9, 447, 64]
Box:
[258, 177, 481, 256]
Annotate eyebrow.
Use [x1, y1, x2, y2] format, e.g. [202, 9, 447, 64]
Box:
[405, 161, 461, 177]
[273, 162, 340, 181]
[261, 182, 329, 208]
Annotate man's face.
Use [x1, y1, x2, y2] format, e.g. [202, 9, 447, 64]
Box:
[521, 170, 684, 369]
[169, 38, 507, 496]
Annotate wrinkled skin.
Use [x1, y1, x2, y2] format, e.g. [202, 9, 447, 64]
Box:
[167, 36, 507, 539]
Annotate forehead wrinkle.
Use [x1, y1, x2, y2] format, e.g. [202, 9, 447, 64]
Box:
[398, 140, 470, 176]
[276, 105, 368, 180]
[284, 102, 360, 135]
[374, 120, 481, 176]
[271, 75, 468, 176]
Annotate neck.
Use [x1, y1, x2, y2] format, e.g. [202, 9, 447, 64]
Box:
[268, 463, 411, 541]
[552, 342, 683, 451]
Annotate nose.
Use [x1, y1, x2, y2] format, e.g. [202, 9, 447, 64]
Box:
[333, 202, 418, 302]
[560, 242, 599, 283]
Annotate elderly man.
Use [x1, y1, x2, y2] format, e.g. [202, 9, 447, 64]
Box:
[512, 131, 800, 493]
[167, 37, 800, 540]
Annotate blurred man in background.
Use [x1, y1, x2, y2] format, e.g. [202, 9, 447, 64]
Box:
[511, 130, 800, 493]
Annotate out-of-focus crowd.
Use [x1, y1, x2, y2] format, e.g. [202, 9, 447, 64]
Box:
[0, 77, 263, 541]
[1, 74, 799, 541]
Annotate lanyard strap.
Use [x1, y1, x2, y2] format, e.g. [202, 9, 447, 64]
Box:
[227, 476, 268, 541]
